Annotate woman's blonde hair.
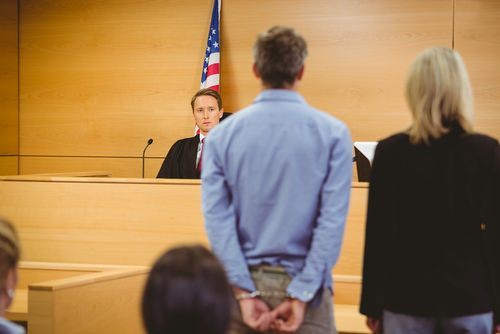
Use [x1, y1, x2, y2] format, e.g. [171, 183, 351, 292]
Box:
[0, 219, 20, 289]
[406, 47, 474, 144]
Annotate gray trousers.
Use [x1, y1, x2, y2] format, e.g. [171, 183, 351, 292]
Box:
[383, 310, 493, 334]
[229, 266, 336, 334]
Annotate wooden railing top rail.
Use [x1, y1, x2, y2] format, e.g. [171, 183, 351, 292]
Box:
[20, 261, 147, 272]
[22, 171, 113, 177]
[0, 175, 368, 188]
[29, 267, 149, 291]
[0, 175, 201, 185]
[17, 261, 148, 291]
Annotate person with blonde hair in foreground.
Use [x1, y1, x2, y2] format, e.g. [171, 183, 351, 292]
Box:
[360, 47, 499, 333]
[0, 219, 24, 334]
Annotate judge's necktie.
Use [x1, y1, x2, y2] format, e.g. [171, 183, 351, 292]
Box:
[197, 138, 205, 172]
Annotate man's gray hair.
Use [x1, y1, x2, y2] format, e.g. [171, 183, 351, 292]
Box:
[253, 26, 308, 88]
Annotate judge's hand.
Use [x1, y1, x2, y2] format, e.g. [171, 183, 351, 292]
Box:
[270, 298, 307, 333]
[238, 298, 273, 332]
[366, 317, 382, 334]
[494, 323, 500, 334]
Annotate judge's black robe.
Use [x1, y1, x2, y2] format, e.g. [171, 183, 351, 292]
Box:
[157, 135, 200, 179]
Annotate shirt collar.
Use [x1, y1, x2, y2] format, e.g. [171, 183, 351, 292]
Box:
[199, 133, 206, 143]
[253, 89, 307, 105]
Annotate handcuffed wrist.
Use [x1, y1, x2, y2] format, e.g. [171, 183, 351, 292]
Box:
[235, 290, 261, 300]
[236, 290, 300, 301]
[285, 291, 299, 300]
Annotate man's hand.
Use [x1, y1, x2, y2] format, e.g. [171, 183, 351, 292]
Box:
[239, 298, 273, 332]
[494, 323, 500, 334]
[269, 298, 307, 333]
[366, 317, 382, 334]
[234, 287, 274, 332]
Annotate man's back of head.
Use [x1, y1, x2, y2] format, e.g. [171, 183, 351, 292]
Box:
[253, 26, 308, 89]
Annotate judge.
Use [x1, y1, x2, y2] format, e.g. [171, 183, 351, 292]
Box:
[157, 88, 224, 179]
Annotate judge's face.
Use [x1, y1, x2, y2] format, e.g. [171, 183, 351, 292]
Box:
[193, 95, 223, 136]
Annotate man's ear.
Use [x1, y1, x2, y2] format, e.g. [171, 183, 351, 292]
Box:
[296, 65, 304, 81]
[6, 268, 17, 290]
[252, 63, 261, 79]
[219, 108, 224, 118]
[3, 268, 17, 308]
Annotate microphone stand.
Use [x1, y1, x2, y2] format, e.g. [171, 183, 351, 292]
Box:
[142, 138, 154, 178]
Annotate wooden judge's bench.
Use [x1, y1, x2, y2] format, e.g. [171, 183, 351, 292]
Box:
[0, 174, 369, 334]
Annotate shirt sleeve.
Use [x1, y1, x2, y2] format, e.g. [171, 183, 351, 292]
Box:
[287, 124, 353, 302]
[201, 135, 256, 292]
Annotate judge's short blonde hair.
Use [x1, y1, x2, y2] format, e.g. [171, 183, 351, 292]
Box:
[406, 47, 474, 144]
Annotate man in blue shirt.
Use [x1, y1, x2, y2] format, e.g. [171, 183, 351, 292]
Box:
[202, 26, 352, 333]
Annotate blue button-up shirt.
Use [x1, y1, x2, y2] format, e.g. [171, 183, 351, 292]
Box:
[202, 89, 352, 302]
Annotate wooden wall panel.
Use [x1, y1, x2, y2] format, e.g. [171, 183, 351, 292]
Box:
[20, 264, 147, 334]
[146, 157, 164, 178]
[20, 0, 212, 157]
[0, 0, 18, 155]
[20, 156, 163, 178]
[19, 0, 499, 175]
[221, 0, 453, 141]
[0, 157, 18, 176]
[0, 178, 365, 274]
[19, 0, 454, 176]
[41, 273, 146, 334]
[455, 0, 500, 138]
[0, 178, 206, 265]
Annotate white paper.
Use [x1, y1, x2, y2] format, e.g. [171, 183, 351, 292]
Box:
[353, 142, 378, 163]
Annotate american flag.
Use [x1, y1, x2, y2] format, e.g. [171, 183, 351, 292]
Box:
[200, 0, 221, 92]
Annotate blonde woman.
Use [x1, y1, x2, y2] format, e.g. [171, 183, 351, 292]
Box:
[360, 47, 499, 333]
[0, 219, 24, 334]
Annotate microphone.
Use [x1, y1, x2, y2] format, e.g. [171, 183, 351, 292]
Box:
[142, 138, 154, 178]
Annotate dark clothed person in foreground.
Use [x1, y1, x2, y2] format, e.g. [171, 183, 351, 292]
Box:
[360, 47, 500, 334]
[142, 245, 233, 334]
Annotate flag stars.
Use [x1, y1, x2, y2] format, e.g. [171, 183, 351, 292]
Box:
[200, 3, 219, 89]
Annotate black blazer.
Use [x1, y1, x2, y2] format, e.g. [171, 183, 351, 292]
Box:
[157, 135, 201, 179]
[360, 128, 500, 322]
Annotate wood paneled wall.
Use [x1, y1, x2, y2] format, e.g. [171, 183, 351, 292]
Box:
[11, 0, 500, 177]
[221, 0, 451, 140]
[0, 157, 18, 176]
[0, 0, 18, 174]
[455, 0, 500, 137]
[20, 0, 213, 158]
